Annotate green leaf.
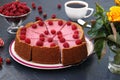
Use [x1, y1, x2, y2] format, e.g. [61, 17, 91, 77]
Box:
[107, 34, 120, 48]
[94, 3, 105, 18]
[94, 39, 107, 59]
[88, 27, 106, 38]
[92, 18, 104, 31]
[87, 30, 98, 37]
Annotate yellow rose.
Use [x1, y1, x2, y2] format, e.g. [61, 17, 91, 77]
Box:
[107, 6, 120, 21]
[114, 0, 120, 5]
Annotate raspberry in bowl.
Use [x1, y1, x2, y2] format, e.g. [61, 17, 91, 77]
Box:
[0, 1, 31, 34]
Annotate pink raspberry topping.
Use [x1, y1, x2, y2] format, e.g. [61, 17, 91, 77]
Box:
[58, 20, 63, 26]
[75, 39, 82, 45]
[38, 21, 44, 26]
[58, 34, 63, 39]
[51, 29, 56, 34]
[25, 38, 31, 44]
[57, 31, 62, 35]
[59, 37, 65, 43]
[20, 35, 26, 40]
[74, 30, 79, 34]
[48, 38, 53, 42]
[36, 40, 43, 46]
[39, 33, 45, 37]
[39, 37, 45, 41]
[63, 42, 69, 48]
[32, 24, 37, 29]
[50, 42, 56, 47]
[20, 30, 26, 35]
[21, 27, 26, 31]
[20, 27, 26, 35]
[73, 34, 79, 39]
[48, 20, 53, 25]
[44, 30, 49, 35]
[66, 21, 71, 26]
[72, 24, 77, 30]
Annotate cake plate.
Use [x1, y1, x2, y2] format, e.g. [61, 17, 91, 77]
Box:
[9, 37, 94, 70]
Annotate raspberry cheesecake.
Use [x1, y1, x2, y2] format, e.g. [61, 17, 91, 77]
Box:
[14, 18, 88, 66]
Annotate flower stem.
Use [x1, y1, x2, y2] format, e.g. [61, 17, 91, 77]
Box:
[110, 22, 117, 41]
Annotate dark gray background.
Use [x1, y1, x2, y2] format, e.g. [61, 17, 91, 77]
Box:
[0, 0, 120, 80]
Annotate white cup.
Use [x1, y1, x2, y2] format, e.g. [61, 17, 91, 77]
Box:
[64, 0, 94, 21]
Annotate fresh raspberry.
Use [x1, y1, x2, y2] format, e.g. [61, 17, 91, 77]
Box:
[20, 30, 26, 35]
[38, 21, 44, 26]
[57, 4, 61, 9]
[43, 13, 47, 18]
[44, 30, 49, 35]
[21, 27, 26, 31]
[0, 57, 3, 67]
[57, 31, 62, 35]
[51, 14, 56, 19]
[58, 34, 63, 39]
[5, 58, 11, 64]
[75, 39, 82, 45]
[31, 2, 36, 9]
[35, 16, 43, 21]
[36, 40, 43, 46]
[72, 24, 77, 30]
[74, 30, 79, 34]
[66, 21, 71, 26]
[38, 9, 43, 13]
[32, 24, 37, 29]
[63, 42, 69, 48]
[73, 34, 79, 39]
[48, 20, 53, 25]
[39, 33, 45, 37]
[25, 38, 31, 44]
[51, 29, 56, 34]
[20, 35, 26, 40]
[48, 38, 53, 42]
[39, 37, 45, 41]
[59, 37, 65, 43]
[58, 20, 63, 26]
[38, 6, 42, 14]
[0, 57, 3, 64]
[50, 43, 56, 47]
[0, 1, 30, 16]
[38, 6, 42, 10]
[0, 38, 4, 47]
[0, 62, 2, 67]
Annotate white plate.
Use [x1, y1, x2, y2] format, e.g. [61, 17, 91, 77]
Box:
[9, 37, 94, 70]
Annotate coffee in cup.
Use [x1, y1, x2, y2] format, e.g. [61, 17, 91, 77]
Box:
[64, 1, 94, 21]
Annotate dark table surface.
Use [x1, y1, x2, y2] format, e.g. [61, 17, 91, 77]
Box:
[0, 0, 120, 80]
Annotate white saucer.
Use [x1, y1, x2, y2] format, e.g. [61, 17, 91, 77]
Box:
[9, 37, 94, 70]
